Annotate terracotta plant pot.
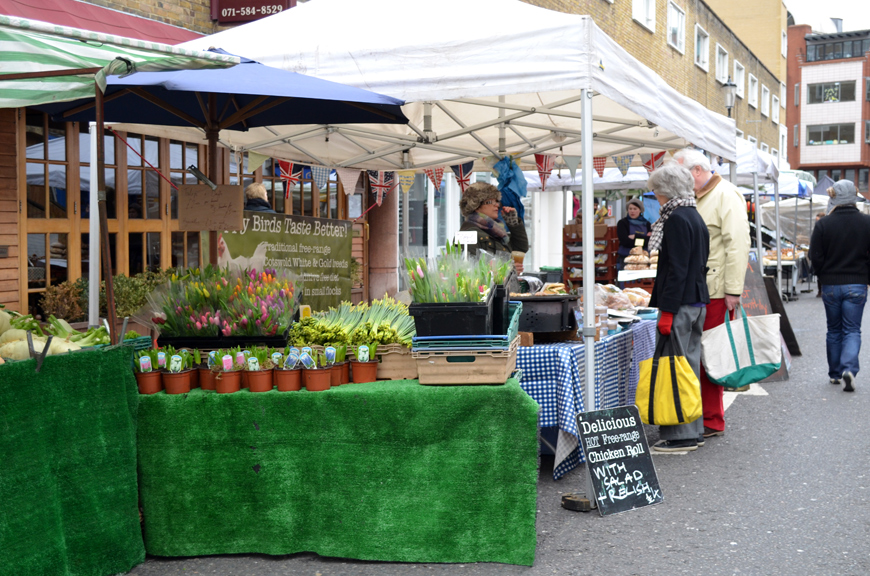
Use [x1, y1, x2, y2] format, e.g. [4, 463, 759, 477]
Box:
[199, 367, 217, 390]
[339, 361, 350, 384]
[351, 360, 379, 384]
[241, 370, 250, 389]
[162, 369, 193, 395]
[247, 369, 274, 392]
[215, 370, 242, 394]
[135, 370, 163, 394]
[189, 367, 200, 388]
[329, 364, 342, 387]
[303, 368, 332, 392]
[275, 368, 302, 391]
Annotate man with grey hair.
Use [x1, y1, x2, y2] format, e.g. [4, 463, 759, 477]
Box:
[673, 148, 750, 440]
[646, 163, 710, 452]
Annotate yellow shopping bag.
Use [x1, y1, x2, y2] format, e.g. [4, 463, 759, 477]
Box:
[635, 332, 702, 426]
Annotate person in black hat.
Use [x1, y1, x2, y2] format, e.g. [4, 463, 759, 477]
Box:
[810, 180, 870, 392]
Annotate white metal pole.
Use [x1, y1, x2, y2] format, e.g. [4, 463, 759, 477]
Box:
[88, 122, 100, 327]
[753, 173, 762, 259]
[774, 181, 783, 297]
[580, 88, 597, 509]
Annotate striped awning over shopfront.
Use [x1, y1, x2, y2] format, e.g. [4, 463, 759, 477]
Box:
[0, 14, 239, 108]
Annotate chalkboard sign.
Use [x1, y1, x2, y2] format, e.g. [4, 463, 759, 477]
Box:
[576, 405, 663, 516]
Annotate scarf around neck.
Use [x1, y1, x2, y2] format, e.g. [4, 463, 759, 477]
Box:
[466, 212, 510, 245]
[648, 196, 696, 252]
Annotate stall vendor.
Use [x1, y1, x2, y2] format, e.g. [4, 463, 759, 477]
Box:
[616, 198, 652, 270]
[459, 182, 529, 272]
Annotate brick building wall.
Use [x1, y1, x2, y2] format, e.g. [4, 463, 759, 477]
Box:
[83, 0, 228, 35]
[525, 0, 784, 152]
[704, 0, 787, 82]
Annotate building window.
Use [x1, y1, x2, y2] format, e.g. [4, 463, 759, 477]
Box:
[807, 123, 856, 145]
[780, 82, 786, 108]
[793, 125, 798, 147]
[772, 96, 780, 123]
[736, 129, 744, 139]
[715, 44, 729, 83]
[761, 85, 770, 117]
[748, 136, 757, 146]
[633, 0, 655, 32]
[866, 120, 870, 143]
[748, 74, 758, 108]
[694, 25, 709, 70]
[781, 31, 788, 57]
[832, 169, 842, 181]
[859, 168, 869, 193]
[866, 78, 870, 101]
[667, 2, 685, 53]
[760, 143, 769, 153]
[733, 61, 745, 98]
[808, 81, 856, 104]
[771, 148, 778, 160]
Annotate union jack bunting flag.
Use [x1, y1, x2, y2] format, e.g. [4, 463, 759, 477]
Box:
[535, 153, 555, 190]
[367, 170, 395, 206]
[592, 156, 607, 178]
[640, 152, 666, 173]
[423, 167, 445, 190]
[450, 160, 475, 193]
[612, 154, 634, 177]
[277, 160, 304, 198]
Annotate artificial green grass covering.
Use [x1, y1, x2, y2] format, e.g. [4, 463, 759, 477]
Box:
[137, 379, 539, 565]
[0, 346, 145, 576]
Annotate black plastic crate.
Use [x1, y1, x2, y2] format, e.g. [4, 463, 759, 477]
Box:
[514, 295, 580, 333]
[408, 286, 495, 337]
[492, 271, 516, 336]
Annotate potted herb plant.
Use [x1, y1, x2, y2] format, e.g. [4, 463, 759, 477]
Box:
[162, 349, 194, 395]
[199, 350, 217, 390]
[275, 347, 302, 391]
[134, 349, 162, 394]
[302, 351, 331, 392]
[350, 343, 379, 384]
[213, 347, 243, 394]
[245, 347, 275, 392]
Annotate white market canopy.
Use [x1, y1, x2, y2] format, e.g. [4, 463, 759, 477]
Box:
[0, 15, 238, 108]
[107, 0, 739, 172]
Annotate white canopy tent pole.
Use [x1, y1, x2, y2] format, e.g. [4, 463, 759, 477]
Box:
[774, 181, 782, 296]
[753, 172, 762, 259]
[88, 122, 100, 326]
[580, 88, 597, 510]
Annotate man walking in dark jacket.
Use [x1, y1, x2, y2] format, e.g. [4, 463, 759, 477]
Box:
[809, 180, 870, 392]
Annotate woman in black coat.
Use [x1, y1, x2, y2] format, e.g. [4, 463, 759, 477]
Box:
[616, 198, 652, 269]
[646, 163, 710, 453]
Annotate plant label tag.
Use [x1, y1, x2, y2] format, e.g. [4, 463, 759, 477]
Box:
[289, 347, 300, 356]
[301, 346, 313, 356]
[299, 305, 312, 320]
[247, 357, 260, 371]
[222, 355, 233, 371]
[157, 351, 166, 368]
[139, 356, 153, 373]
[299, 352, 316, 369]
[169, 355, 183, 373]
[324, 346, 336, 365]
[456, 230, 477, 245]
[357, 345, 370, 363]
[243, 349, 251, 358]
[271, 352, 283, 366]
[634, 238, 645, 247]
[235, 351, 246, 367]
[208, 351, 217, 368]
[284, 353, 300, 369]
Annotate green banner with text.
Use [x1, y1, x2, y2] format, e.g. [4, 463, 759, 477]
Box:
[217, 211, 352, 311]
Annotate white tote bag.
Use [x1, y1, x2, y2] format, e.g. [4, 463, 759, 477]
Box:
[701, 305, 781, 389]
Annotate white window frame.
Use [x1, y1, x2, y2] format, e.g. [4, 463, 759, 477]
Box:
[667, 1, 685, 53]
[748, 74, 758, 108]
[781, 31, 788, 58]
[772, 95, 780, 122]
[748, 136, 758, 146]
[780, 82, 786, 108]
[694, 24, 710, 71]
[633, 0, 656, 32]
[771, 148, 778, 160]
[760, 143, 769, 153]
[736, 129, 744, 139]
[761, 85, 770, 117]
[793, 125, 798, 147]
[715, 44, 729, 83]
[734, 61, 745, 98]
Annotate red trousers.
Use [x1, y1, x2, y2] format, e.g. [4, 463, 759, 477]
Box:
[700, 298, 732, 431]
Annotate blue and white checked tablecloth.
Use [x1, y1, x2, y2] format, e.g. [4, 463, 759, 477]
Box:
[516, 319, 656, 479]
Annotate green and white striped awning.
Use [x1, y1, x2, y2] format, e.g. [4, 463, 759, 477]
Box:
[0, 15, 239, 108]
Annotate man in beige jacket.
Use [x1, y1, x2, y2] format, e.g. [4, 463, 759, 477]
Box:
[674, 148, 750, 439]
